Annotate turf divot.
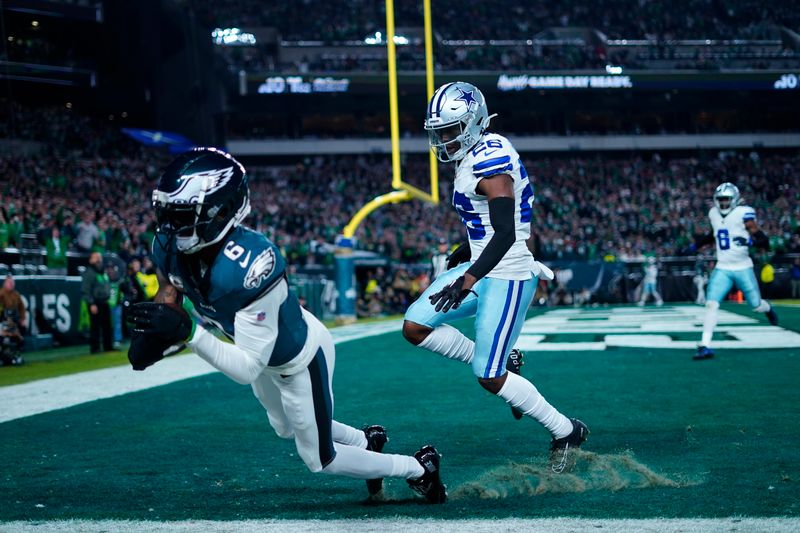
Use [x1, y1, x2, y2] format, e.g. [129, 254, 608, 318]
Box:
[452, 450, 685, 499]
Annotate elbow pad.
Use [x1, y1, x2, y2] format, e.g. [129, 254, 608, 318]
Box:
[466, 196, 516, 280]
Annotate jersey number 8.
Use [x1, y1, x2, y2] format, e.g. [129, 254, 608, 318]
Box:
[716, 229, 730, 250]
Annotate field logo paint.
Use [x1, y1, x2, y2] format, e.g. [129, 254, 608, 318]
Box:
[516, 305, 800, 351]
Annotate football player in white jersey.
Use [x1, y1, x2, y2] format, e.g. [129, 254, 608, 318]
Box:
[403, 82, 588, 473]
[693, 182, 778, 360]
[637, 256, 663, 307]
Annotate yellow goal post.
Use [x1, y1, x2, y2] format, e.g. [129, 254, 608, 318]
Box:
[340, 0, 439, 242]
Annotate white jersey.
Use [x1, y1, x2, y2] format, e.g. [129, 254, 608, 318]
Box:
[453, 133, 534, 280]
[709, 205, 756, 271]
[643, 264, 658, 283]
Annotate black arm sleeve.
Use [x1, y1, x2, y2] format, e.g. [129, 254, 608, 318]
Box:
[694, 233, 715, 248]
[466, 196, 516, 280]
[752, 230, 769, 250]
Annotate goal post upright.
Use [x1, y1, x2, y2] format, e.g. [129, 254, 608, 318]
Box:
[334, 0, 439, 323]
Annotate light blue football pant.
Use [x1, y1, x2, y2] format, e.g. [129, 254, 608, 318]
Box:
[405, 262, 537, 379]
[706, 267, 762, 307]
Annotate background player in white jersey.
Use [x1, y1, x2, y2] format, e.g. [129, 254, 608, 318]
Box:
[692, 182, 778, 360]
[127, 148, 446, 503]
[402, 82, 588, 473]
[637, 256, 663, 306]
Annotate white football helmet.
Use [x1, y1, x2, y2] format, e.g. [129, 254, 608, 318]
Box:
[424, 81, 494, 162]
[713, 182, 740, 215]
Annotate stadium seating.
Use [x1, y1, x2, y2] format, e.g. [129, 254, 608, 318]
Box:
[2, 113, 798, 265]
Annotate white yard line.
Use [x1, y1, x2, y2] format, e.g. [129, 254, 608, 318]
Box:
[0, 320, 403, 424]
[1, 517, 798, 533]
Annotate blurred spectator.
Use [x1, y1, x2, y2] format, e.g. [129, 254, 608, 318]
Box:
[193, 0, 799, 42]
[0, 308, 24, 367]
[791, 257, 800, 299]
[0, 209, 9, 249]
[82, 252, 112, 354]
[0, 274, 26, 366]
[123, 258, 147, 306]
[44, 226, 71, 275]
[431, 239, 449, 280]
[0, 274, 27, 331]
[106, 262, 124, 350]
[75, 211, 100, 253]
[136, 257, 160, 301]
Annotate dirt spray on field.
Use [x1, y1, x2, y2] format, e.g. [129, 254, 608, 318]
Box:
[451, 450, 690, 500]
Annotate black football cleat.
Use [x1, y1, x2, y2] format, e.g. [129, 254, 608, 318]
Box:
[506, 349, 525, 420]
[766, 307, 778, 326]
[693, 345, 715, 361]
[549, 418, 589, 474]
[363, 425, 388, 496]
[407, 445, 447, 503]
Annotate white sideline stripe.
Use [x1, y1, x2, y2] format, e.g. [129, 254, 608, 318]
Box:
[0, 320, 403, 424]
[1, 518, 798, 533]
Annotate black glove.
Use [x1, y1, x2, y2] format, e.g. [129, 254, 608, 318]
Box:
[446, 242, 471, 270]
[429, 275, 475, 313]
[128, 302, 193, 344]
[733, 236, 749, 246]
[128, 331, 186, 371]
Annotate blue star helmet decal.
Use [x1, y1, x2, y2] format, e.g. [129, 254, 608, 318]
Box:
[455, 88, 477, 111]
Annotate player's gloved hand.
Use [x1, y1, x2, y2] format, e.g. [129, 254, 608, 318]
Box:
[732, 236, 749, 246]
[127, 331, 186, 371]
[429, 275, 475, 313]
[446, 242, 471, 270]
[128, 302, 194, 344]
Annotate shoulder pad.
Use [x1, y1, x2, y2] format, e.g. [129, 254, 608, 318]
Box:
[469, 135, 516, 179]
[209, 227, 286, 303]
[739, 205, 756, 221]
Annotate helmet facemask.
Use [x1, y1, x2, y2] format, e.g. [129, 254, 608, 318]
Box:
[153, 148, 251, 255]
[713, 182, 740, 215]
[714, 195, 733, 213]
[426, 120, 472, 163]
[153, 184, 250, 254]
[424, 82, 490, 163]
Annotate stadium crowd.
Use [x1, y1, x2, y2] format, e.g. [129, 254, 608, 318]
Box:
[11, 1, 796, 75]
[1, 104, 799, 321]
[192, 0, 798, 42]
[2, 136, 798, 267]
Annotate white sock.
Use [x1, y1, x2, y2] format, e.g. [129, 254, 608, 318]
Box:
[332, 421, 367, 448]
[322, 444, 425, 479]
[418, 324, 474, 364]
[754, 300, 771, 313]
[497, 372, 573, 439]
[701, 301, 719, 347]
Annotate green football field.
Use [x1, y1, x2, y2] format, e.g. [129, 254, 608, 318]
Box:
[1, 303, 799, 528]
